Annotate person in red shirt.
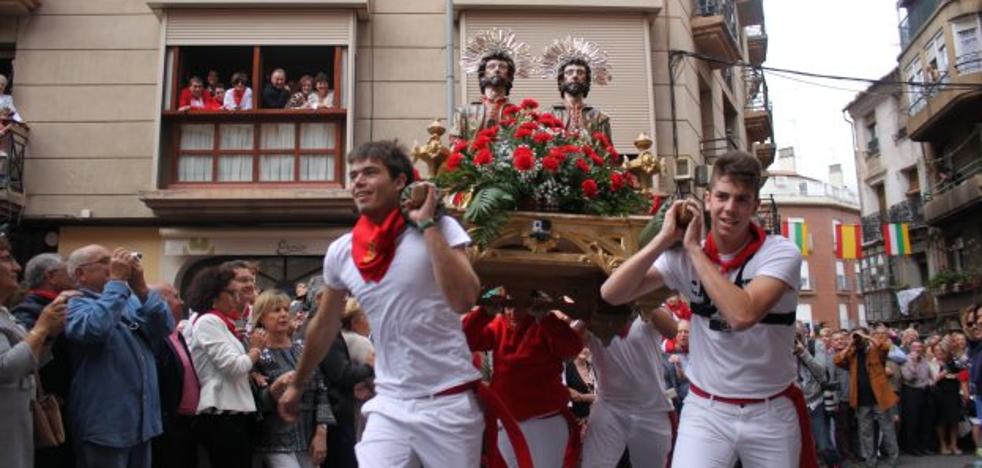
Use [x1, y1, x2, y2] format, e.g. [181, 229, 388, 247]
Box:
[177, 76, 220, 112]
[463, 289, 583, 468]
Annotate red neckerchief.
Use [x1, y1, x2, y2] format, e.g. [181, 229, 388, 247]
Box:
[233, 88, 245, 106]
[30, 289, 60, 301]
[204, 309, 239, 337]
[702, 223, 766, 274]
[351, 208, 406, 283]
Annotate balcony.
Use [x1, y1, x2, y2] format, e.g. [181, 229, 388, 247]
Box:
[866, 137, 880, 156]
[888, 197, 926, 230]
[701, 135, 739, 161]
[744, 71, 772, 144]
[0, 124, 27, 218]
[898, 0, 941, 50]
[0, 0, 40, 15]
[754, 142, 776, 169]
[923, 165, 982, 223]
[735, 0, 763, 26]
[756, 194, 779, 234]
[862, 212, 885, 244]
[693, 0, 741, 67]
[746, 24, 768, 65]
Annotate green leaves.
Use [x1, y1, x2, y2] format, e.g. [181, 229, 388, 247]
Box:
[464, 187, 516, 248]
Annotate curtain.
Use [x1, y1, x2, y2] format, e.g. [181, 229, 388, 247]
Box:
[299, 123, 334, 181]
[178, 124, 213, 182]
[218, 124, 253, 181]
[260, 123, 294, 181]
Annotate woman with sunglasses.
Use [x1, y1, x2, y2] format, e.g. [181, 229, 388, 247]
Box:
[185, 265, 267, 468]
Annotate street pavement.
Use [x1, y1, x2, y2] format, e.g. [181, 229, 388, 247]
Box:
[896, 453, 982, 467]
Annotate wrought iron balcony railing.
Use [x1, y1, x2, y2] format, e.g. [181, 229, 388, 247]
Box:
[898, 0, 941, 50]
[0, 124, 27, 195]
[697, 0, 739, 50]
[862, 212, 885, 243]
[701, 135, 739, 161]
[888, 197, 925, 229]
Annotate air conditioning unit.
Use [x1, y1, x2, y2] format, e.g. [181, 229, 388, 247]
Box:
[674, 155, 695, 181]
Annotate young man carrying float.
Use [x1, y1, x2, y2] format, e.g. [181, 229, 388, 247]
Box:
[601, 151, 817, 468]
[278, 141, 529, 468]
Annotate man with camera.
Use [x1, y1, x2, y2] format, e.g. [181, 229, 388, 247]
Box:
[833, 327, 899, 468]
[795, 322, 839, 467]
[64, 245, 174, 468]
[899, 340, 933, 455]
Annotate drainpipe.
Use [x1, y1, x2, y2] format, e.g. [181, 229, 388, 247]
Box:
[446, 0, 455, 124]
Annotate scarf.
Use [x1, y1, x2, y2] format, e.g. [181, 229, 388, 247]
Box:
[31, 289, 60, 302]
[352, 208, 406, 283]
[192, 309, 241, 339]
[233, 87, 245, 106]
[702, 223, 767, 274]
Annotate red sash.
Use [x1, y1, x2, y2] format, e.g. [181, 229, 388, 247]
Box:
[439, 381, 533, 468]
[193, 309, 241, 338]
[702, 223, 766, 274]
[351, 208, 406, 283]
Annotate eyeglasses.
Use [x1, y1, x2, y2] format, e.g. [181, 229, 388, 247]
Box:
[223, 289, 242, 297]
[0, 254, 15, 263]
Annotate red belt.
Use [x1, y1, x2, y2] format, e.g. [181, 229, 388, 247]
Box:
[688, 383, 818, 468]
[432, 380, 533, 468]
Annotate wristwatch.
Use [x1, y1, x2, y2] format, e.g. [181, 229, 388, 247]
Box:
[416, 218, 437, 231]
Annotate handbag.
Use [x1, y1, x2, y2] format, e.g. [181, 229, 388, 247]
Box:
[32, 371, 65, 448]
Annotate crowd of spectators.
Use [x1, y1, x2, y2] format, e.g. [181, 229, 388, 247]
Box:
[176, 69, 336, 113]
[0, 246, 374, 468]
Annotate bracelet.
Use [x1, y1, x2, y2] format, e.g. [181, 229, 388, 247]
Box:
[416, 218, 437, 231]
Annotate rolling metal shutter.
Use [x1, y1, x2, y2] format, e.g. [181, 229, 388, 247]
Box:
[166, 9, 353, 45]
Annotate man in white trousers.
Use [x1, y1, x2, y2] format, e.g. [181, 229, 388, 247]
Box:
[579, 305, 678, 467]
[278, 141, 487, 468]
[601, 151, 817, 468]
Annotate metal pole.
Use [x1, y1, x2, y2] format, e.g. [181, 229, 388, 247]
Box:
[446, 0, 455, 124]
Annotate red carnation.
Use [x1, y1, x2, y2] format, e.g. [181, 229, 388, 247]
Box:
[513, 146, 535, 171]
[610, 172, 625, 191]
[519, 121, 539, 131]
[649, 194, 664, 215]
[542, 156, 560, 172]
[452, 140, 469, 153]
[500, 117, 516, 127]
[478, 125, 500, 139]
[606, 146, 622, 165]
[532, 131, 553, 144]
[446, 152, 464, 171]
[563, 144, 581, 155]
[471, 135, 492, 150]
[413, 168, 421, 181]
[548, 147, 566, 161]
[593, 131, 611, 146]
[575, 159, 590, 173]
[581, 179, 599, 198]
[520, 98, 539, 110]
[514, 127, 533, 139]
[625, 172, 640, 188]
[473, 148, 493, 166]
[503, 104, 520, 116]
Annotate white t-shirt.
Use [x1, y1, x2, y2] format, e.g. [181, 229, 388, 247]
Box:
[587, 316, 673, 411]
[653, 235, 802, 399]
[322, 217, 481, 399]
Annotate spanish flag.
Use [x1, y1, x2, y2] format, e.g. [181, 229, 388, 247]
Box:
[781, 219, 809, 256]
[835, 224, 862, 259]
[883, 223, 912, 256]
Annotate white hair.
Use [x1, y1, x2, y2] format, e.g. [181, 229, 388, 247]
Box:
[24, 253, 64, 289]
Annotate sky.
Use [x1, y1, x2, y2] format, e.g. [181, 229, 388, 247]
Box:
[764, 0, 902, 190]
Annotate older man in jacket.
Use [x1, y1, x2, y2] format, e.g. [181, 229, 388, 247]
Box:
[64, 245, 174, 468]
[834, 327, 899, 468]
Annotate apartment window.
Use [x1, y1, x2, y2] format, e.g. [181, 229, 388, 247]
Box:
[161, 45, 347, 185]
[797, 304, 813, 326]
[873, 183, 887, 215]
[953, 15, 982, 73]
[925, 31, 949, 82]
[858, 304, 867, 327]
[800, 260, 812, 291]
[865, 117, 879, 156]
[855, 262, 864, 293]
[836, 260, 850, 291]
[798, 181, 808, 195]
[905, 56, 926, 114]
[902, 166, 921, 195]
[839, 304, 850, 330]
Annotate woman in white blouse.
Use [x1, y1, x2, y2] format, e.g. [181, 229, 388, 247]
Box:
[223, 72, 253, 111]
[307, 72, 335, 109]
[186, 265, 266, 468]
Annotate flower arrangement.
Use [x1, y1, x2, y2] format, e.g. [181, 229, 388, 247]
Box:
[434, 98, 647, 247]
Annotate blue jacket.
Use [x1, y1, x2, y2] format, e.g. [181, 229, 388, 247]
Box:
[65, 281, 174, 448]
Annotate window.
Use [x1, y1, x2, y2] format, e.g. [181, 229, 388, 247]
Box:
[905, 56, 926, 114]
[953, 15, 982, 74]
[839, 304, 850, 330]
[800, 260, 812, 291]
[836, 261, 850, 291]
[855, 262, 863, 293]
[161, 45, 348, 185]
[857, 304, 867, 327]
[798, 181, 808, 195]
[865, 117, 879, 156]
[902, 166, 921, 194]
[796, 304, 813, 326]
[924, 31, 949, 83]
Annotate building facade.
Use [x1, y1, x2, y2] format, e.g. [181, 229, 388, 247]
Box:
[845, 0, 981, 327]
[0, 0, 773, 291]
[760, 149, 863, 330]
